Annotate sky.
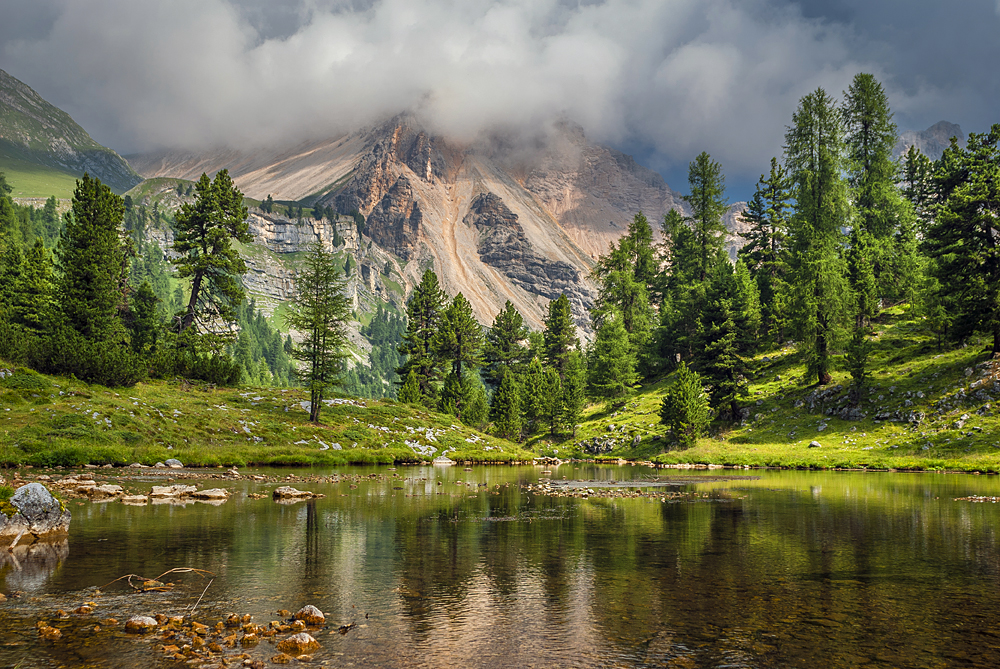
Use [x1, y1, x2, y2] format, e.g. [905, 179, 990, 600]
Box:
[2, 0, 999, 200]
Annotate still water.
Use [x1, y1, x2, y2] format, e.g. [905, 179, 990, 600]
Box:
[4, 464, 1000, 668]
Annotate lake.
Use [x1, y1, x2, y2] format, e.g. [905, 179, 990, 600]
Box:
[3, 464, 1000, 668]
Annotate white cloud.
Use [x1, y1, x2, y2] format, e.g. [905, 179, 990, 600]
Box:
[2, 0, 915, 178]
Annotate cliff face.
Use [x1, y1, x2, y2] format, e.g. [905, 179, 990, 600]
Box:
[895, 121, 966, 161]
[130, 116, 689, 335]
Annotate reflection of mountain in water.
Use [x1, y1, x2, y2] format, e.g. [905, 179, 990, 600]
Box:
[0, 539, 69, 593]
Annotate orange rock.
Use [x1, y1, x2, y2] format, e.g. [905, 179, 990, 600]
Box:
[75, 605, 93, 615]
[276, 633, 320, 655]
[162, 645, 180, 654]
[294, 605, 325, 626]
[271, 653, 292, 664]
[241, 633, 259, 647]
[124, 616, 158, 633]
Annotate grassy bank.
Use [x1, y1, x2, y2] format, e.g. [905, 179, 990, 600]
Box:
[0, 367, 533, 468]
[533, 307, 1000, 473]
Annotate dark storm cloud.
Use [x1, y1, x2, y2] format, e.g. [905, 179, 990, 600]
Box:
[1, 0, 997, 187]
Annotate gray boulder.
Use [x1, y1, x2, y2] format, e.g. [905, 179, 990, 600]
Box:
[164, 458, 184, 468]
[1, 483, 72, 541]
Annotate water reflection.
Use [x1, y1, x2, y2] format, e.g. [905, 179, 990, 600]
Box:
[3, 467, 1000, 667]
[0, 539, 69, 593]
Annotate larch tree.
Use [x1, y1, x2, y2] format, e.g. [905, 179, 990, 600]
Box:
[287, 242, 351, 423]
[172, 170, 251, 337]
[784, 88, 852, 385]
[483, 300, 529, 389]
[396, 269, 446, 404]
[682, 152, 729, 282]
[434, 292, 484, 421]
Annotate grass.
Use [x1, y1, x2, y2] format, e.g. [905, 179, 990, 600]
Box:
[0, 154, 80, 198]
[0, 364, 534, 468]
[533, 307, 1000, 473]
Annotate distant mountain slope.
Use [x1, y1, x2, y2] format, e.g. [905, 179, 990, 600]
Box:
[0, 68, 141, 193]
[894, 121, 965, 160]
[129, 115, 687, 332]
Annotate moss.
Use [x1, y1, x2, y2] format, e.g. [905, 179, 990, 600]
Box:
[0, 486, 17, 518]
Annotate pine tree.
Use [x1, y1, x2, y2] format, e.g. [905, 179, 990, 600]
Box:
[543, 293, 578, 379]
[10, 239, 54, 333]
[55, 174, 128, 341]
[398, 369, 422, 404]
[286, 243, 351, 423]
[784, 88, 852, 385]
[560, 350, 587, 437]
[845, 326, 872, 405]
[434, 293, 483, 381]
[682, 152, 729, 282]
[660, 362, 710, 449]
[483, 300, 530, 390]
[902, 146, 935, 230]
[842, 73, 918, 304]
[396, 269, 446, 404]
[925, 125, 1000, 352]
[490, 370, 522, 441]
[172, 170, 251, 335]
[126, 281, 160, 355]
[591, 212, 656, 365]
[538, 366, 563, 436]
[587, 310, 639, 407]
[521, 357, 547, 434]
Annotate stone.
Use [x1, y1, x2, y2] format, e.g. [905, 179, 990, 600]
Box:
[1, 483, 71, 540]
[271, 654, 293, 665]
[190, 488, 230, 501]
[272, 487, 319, 500]
[121, 495, 149, 505]
[124, 616, 158, 633]
[87, 485, 124, 500]
[150, 485, 198, 498]
[164, 459, 184, 469]
[808, 441, 822, 448]
[153, 462, 166, 468]
[276, 633, 320, 655]
[294, 605, 325, 626]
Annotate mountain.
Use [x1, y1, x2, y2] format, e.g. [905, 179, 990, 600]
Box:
[0, 68, 141, 193]
[894, 121, 965, 161]
[129, 116, 687, 332]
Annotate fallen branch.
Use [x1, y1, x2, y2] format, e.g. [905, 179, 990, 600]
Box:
[99, 567, 215, 593]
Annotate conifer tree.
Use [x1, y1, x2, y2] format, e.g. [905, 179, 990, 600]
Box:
[396, 269, 446, 404]
[543, 293, 578, 379]
[172, 170, 251, 335]
[560, 350, 587, 436]
[126, 281, 161, 355]
[490, 370, 522, 441]
[55, 174, 128, 341]
[538, 366, 563, 436]
[521, 357, 547, 433]
[9, 240, 54, 333]
[398, 369, 423, 404]
[434, 293, 483, 381]
[925, 125, 1000, 352]
[587, 310, 639, 406]
[902, 146, 935, 230]
[286, 242, 351, 423]
[784, 88, 852, 384]
[483, 300, 530, 389]
[660, 362, 710, 448]
[682, 152, 729, 282]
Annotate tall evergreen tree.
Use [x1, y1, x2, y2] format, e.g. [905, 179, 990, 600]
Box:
[172, 170, 251, 335]
[483, 300, 529, 389]
[490, 370, 522, 441]
[56, 174, 128, 341]
[660, 362, 710, 449]
[396, 269, 446, 404]
[587, 310, 639, 406]
[434, 293, 484, 420]
[925, 125, 1000, 352]
[543, 293, 578, 380]
[902, 145, 935, 230]
[560, 350, 587, 437]
[784, 88, 852, 385]
[286, 243, 351, 422]
[682, 151, 729, 282]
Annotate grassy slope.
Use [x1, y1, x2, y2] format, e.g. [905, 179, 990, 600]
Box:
[0, 150, 80, 198]
[538, 307, 1000, 472]
[0, 369, 533, 468]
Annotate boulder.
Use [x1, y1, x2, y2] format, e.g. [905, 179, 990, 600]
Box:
[150, 485, 198, 498]
[276, 632, 320, 655]
[190, 488, 229, 501]
[164, 459, 184, 469]
[1, 483, 71, 540]
[808, 441, 822, 448]
[87, 485, 124, 500]
[294, 605, 325, 626]
[272, 487, 322, 500]
[124, 616, 158, 633]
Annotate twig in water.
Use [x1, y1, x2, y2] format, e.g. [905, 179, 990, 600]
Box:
[188, 578, 214, 618]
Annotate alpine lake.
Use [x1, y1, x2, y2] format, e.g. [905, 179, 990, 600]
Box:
[4, 464, 1000, 669]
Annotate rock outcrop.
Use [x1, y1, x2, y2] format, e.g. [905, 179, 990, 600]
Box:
[895, 121, 966, 161]
[0, 483, 71, 542]
[364, 176, 423, 261]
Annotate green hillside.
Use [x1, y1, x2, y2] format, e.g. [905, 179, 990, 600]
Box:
[0, 68, 141, 194]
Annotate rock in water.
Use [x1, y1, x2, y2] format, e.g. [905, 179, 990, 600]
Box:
[164, 458, 184, 469]
[294, 605, 325, 626]
[124, 616, 158, 633]
[0, 483, 71, 540]
[276, 632, 320, 654]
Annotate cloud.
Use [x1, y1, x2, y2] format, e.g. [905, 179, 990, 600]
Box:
[0, 0, 988, 183]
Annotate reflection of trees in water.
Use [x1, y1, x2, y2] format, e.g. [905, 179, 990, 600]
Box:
[0, 539, 69, 593]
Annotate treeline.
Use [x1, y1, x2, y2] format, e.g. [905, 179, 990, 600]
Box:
[588, 73, 1000, 445]
[0, 169, 291, 388]
[393, 271, 586, 440]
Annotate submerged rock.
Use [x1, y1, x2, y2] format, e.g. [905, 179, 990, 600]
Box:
[0, 483, 71, 541]
[150, 485, 198, 498]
